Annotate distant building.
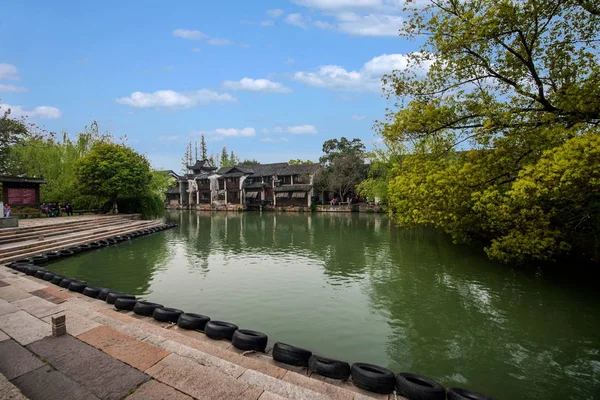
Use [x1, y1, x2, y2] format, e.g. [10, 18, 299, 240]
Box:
[168, 160, 321, 209]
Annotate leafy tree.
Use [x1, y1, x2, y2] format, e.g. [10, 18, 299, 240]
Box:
[317, 137, 366, 200]
[319, 137, 365, 166]
[289, 159, 313, 165]
[74, 143, 152, 213]
[379, 0, 600, 263]
[0, 108, 31, 174]
[239, 159, 260, 166]
[220, 147, 229, 167]
[200, 134, 207, 159]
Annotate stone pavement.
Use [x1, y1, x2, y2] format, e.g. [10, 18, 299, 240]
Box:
[0, 266, 404, 400]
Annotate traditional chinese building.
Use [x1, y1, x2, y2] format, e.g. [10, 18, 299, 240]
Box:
[0, 175, 47, 207]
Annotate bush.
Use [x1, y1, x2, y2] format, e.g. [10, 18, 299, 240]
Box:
[113, 194, 164, 219]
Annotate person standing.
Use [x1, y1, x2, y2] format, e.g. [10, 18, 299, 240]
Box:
[3, 203, 11, 217]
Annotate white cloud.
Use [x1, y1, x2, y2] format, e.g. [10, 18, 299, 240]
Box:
[260, 137, 289, 143]
[214, 127, 256, 137]
[208, 38, 232, 46]
[285, 57, 295, 64]
[352, 114, 366, 120]
[172, 29, 208, 40]
[293, 0, 404, 11]
[273, 125, 318, 134]
[116, 89, 236, 108]
[315, 12, 403, 36]
[191, 48, 202, 53]
[293, 53, 428, 92]
[267, 9, 285, 18]
[0, 63, 20, 80]
[285, 13, 311, 28]
[0, 103, 62, 119]
[223, 78, 291, 93]
[0, 83, 27, 93]
[260, 20, 275, 26]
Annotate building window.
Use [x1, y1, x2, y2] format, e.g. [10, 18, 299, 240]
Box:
[278, 176, 292, 185]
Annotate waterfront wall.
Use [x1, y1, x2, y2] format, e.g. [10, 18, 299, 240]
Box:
[166, 204, 386, 213]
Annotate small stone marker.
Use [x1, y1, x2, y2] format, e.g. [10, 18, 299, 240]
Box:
[51, 314, 66, 337]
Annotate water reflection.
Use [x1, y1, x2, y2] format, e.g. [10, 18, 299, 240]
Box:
[49, 211, 600, 400]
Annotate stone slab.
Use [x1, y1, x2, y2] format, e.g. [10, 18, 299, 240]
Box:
[27, 335, 149, 400]
[282, 371, 354, 400]
[0, 298, 19, 317]
[0, 311, 51, 345]
[238, 370, 329, 400]
[146, 353, 251, 400]
[310, 374, 390, 400]
[259, 392, 289, 400]
[0, 280, 9, 287]
[0, 286, 32, 302]
[0, 370, 27, 400]
[12, 365, 100, 400]
[0, 339, 44, 380]
[77, 326, 169, 371]
[238, 385, 265, 400]
[0, 329, 9, 342]
[30, 287, 70, 304]
[13, 296, 65, 318]
[125, 380, 194, 400]
[3, 276, 46, 293]
[42, 310, 101, 336]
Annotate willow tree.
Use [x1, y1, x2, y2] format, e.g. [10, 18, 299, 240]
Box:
[381, 0, 600, 263]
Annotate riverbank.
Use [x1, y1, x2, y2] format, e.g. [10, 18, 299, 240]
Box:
[0, 265, 398, 400]
[167, 203, 386, 213]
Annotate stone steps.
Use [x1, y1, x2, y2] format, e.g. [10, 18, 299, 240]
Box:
[0, 218, 136, 245]
[0, 215, 136, 238]
[0, 220, 164, 265]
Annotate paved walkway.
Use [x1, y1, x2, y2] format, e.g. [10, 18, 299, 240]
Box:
[0, 266, 400, 400]
[14, 215, 123, 229]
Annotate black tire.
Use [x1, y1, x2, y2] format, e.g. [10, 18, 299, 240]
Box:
[42, 272, 56, 281]
[78, 244, 91, 251]
[395, 372, 446, 400]
[25, 266, 41, 276]
[177, 313, 210, 330]
[51, 275, 66, 285]
[31, 255, 48, 265]
[272, 342, 312, 367]
[89, 242, 101, 249]
[34, 269, 48, 278]
[114, 297, 138, 311]
[106, 292, 136, 305]
[204, 321, 238, 340]
[351, 363, 396, 394]
[232, 329, 268, 352]
[83, 286, 103, 298]
[59, 278, 74, 288]
[58, 249, 74, 257]
[122, 234, 131, 240]
[66, 247, 81, 253]
[106, 238, 117, 244]
[97, 239, 109, 247]
[153, 307, 183, 323]
[44, 251, 61, 261]
[448, 387, 497, 400]
[10, 259, 32, 269]
[68, 281, 87, 293]
[308, 355, 351, 380]
[97, 288, 115, 301]
[133, 301, 163, 316]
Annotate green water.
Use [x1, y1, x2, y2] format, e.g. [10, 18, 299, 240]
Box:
[49, 211, 599, 400]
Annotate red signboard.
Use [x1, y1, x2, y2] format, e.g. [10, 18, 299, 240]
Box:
[7, 188, 36, 205]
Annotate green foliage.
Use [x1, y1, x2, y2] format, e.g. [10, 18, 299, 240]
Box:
[319, 137, 365, 166]
[238, 159, 260, 166]
[380, 0, 600, 264]
[148, 171, 176, 198]
[0, 108, 32, 174]
[74, 142, 152, 206]
[114, 194, 164, 219]
[316, 137, 367, 200]
[288, 159, 313, 165]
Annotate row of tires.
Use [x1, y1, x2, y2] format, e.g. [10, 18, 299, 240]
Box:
[8, 235, 496, 400]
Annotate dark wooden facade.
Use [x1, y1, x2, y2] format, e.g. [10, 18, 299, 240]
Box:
[0, 176, 46, 207]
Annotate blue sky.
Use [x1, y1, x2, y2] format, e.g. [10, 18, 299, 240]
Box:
[1, 0, 423, 171]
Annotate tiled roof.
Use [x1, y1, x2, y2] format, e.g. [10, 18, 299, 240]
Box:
[188, 159, 216, 170]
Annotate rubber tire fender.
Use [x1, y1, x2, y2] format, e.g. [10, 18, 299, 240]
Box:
[58, 249, 74, 257]
[82, 286, 103, 298]
[51, 275, 66, 285]
[447, 387, 497, 400]
[114, 297, 138, 311]
[67, 247, 81, 253]
[78, 244, 91, 251]
[97, 239, 109, 247]
[204, 321, 238, 340]
[272, 342, 312, 367]
[68, 281, 87, 293]
[25, 266, 41, 276]
[97, 288, 115, 301]
[133, 301, 163, 317]
[10, 259, 32, 269]
[106, 292, 135, 305]
[308, 355, 351, 380]
[59, 278, 74, 288]
[42, 272, 56, 281]
[31, 255, 48, 265]
[89, 242, 101, 249]
[44, 251, 61, 261]
[395, 372, 446, 400]
[351, 363, 396, 394]
[106, 238, 117, 245]
[231, 329, 268, 352]
[177, 313, 210, 330]
[34, 269, 48, 278]
[153, 307, 184, 323]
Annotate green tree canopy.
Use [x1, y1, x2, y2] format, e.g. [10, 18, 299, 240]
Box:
[319, 137, 366, 166]
[288, 159, 313, 165]
[0, 108, 31, 174]
[378, 0, 600, 264]
[74, 142, 152, 211]
[238, 159, 260, 166]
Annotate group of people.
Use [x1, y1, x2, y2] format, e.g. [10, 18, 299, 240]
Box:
[330, 195, 360, 206]
[2, 203, 11, 217]
[40, 202, 73, 217]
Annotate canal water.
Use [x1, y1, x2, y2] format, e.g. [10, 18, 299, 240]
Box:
[49, 212, 599, 400]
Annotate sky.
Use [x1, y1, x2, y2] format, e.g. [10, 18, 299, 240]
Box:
[1, 0, 425, 171]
